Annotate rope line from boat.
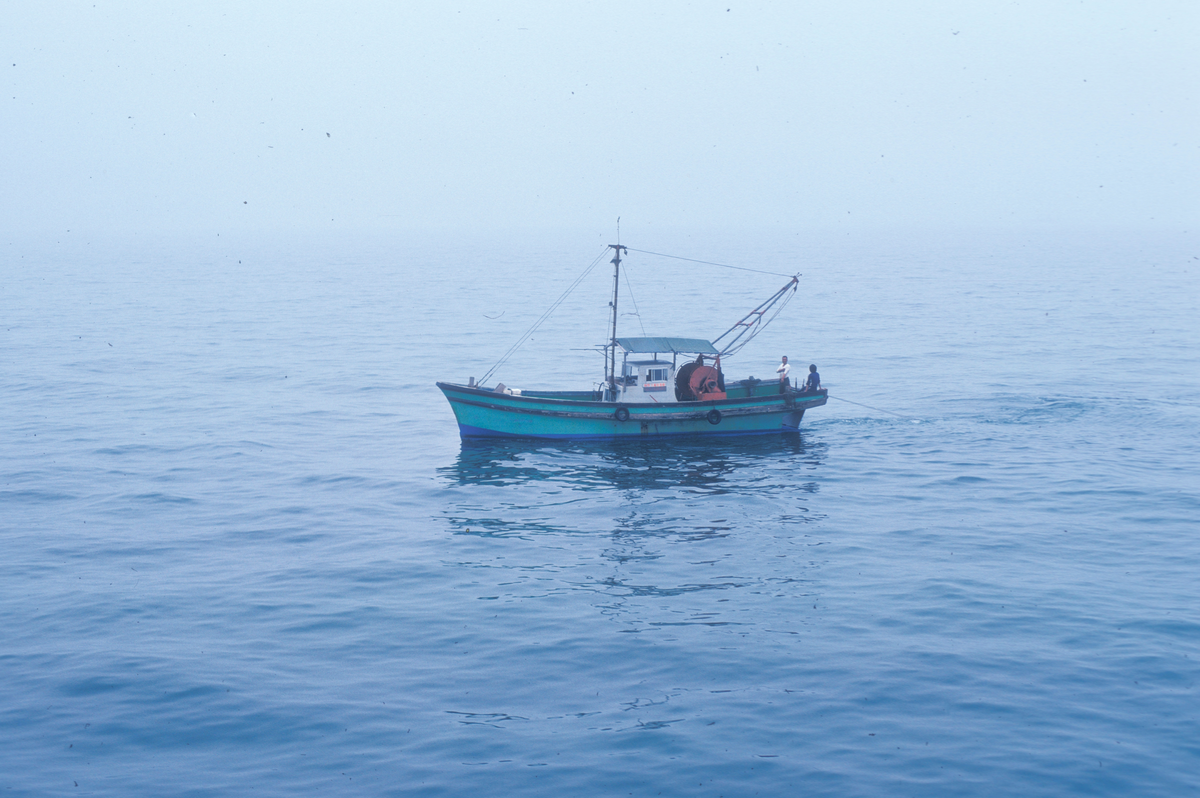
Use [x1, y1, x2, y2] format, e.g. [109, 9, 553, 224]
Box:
[624, 247, 794, 278]
[827, 394, 920, 421]
[480, 248, 610, 386]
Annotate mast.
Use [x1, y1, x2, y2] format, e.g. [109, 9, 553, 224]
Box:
[606, 243, 627, 399]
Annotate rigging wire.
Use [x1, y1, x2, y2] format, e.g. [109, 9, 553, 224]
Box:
[480, 248, 610, 385]
[624, 247, 794, 278]
[620, 262, 648, 337]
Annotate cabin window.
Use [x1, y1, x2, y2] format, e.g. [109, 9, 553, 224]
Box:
[646, 367, 668, 382]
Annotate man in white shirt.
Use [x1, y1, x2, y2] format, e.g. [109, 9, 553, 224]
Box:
[776, 356, 791, 393]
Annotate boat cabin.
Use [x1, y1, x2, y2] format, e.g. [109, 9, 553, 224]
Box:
[616, 359, 675, 403]
[612, 336, 726, 403]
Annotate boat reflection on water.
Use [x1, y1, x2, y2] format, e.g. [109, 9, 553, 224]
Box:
[440, 432, 825, 495]
[436, 433, 831, 626]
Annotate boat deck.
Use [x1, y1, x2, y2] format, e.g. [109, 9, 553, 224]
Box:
[515, 383, 818, 402]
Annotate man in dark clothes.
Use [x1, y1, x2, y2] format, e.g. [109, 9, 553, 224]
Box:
[804, 364, 821, 393]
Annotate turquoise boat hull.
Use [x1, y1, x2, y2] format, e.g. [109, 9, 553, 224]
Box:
[437, 382, 827, 439]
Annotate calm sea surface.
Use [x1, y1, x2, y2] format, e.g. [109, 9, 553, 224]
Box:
[2, 228, 1198, 796]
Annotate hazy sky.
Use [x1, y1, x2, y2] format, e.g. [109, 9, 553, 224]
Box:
[3, 1, 1196, 236]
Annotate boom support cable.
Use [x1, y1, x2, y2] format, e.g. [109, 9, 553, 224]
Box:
[625, 247, 793, 278]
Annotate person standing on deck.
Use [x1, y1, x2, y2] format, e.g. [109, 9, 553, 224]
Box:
[776, 356, 791, 393]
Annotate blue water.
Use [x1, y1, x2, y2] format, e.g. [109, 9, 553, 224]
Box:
[3, 228, 1198, 796]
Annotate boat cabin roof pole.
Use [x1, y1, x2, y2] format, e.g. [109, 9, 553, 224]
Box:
[607, 244, 626, 396]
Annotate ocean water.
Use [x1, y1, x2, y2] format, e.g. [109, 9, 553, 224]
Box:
[2, 228, 1197, 796]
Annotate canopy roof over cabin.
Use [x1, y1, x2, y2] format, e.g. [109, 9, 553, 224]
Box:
[616, 337, 719, 355]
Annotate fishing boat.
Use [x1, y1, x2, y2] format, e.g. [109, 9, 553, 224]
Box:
[437, 244, 826, 438]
